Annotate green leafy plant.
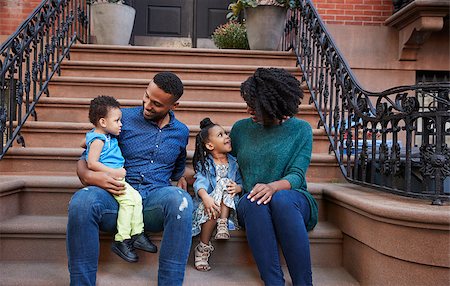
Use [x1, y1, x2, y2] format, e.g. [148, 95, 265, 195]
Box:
[227, 0, 298, 20]
[212, 21, 250, 49]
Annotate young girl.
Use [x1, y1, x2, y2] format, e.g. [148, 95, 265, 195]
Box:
[85, 95, 157, 263]
[191, 118, 243, 271]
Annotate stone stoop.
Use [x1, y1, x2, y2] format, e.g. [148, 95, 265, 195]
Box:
[0, 262, 359, 286]
[68, 45, 298, 66]
[0, 176, 359, 285]
[0, 148, 343, 182]
[0, 45, 354, 285]
[29, 98, 316, 125]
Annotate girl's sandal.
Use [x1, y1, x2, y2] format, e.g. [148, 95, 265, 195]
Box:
[215, 218, 230, 240]
[194, 241, 214, 271]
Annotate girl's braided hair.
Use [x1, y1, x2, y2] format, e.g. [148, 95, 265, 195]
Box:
[240, 68, 303, 125]
[192, 118, 217, 174]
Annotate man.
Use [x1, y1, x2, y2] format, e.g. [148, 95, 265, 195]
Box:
[67, 72, 193, 286]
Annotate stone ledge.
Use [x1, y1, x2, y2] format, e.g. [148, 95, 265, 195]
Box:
[385, 0, 450, 60]
[320, 183, 450, 273]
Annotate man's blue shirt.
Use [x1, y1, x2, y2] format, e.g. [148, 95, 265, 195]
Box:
[118, 107, 189, 199]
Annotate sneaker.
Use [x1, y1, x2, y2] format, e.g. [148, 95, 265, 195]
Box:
[111, 239, 138, 263]
[132, 233, 157, 253]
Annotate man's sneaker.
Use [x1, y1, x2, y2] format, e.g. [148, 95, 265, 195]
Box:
[132, 232, 157, 253]
[111, 239, 138, 263]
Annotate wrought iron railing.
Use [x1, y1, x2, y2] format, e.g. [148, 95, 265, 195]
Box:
[393, 0, 414, 12]
[0, 0, 89, 159]
[283, 0, 450, 204]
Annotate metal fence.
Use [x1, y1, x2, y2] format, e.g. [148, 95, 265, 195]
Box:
[0, 0, 89, 159]
[283, 0, 450, 204]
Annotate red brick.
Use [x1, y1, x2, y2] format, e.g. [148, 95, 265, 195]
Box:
[327, 20, 345, 24]
[336, 4, 355, 9]
[321, 15, 336, 21]
[354, 16, 372, 21]
[324, 9, 346, 15]
[345, 0, 364, 3]
[363, 10, 382, 16]
[354, 4, 373, 10]
[345, 10, 362, 15]
[363, 0, 382, 4]
[336, 15, 354, 21]
[372, 16, 388, 22]
[317, 3, 336, 9]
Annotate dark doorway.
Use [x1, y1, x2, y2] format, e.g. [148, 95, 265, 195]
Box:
[131, 0, 229, 47]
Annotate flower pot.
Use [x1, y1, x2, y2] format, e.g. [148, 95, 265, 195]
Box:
[244, 5, 287, 50]
[91, 3, 136, 45]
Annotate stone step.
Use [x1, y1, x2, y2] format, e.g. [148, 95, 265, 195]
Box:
[0, 148, 344, 183]
[0, 261, 359, 286]
[0, 214, 343, 268]
[0, 176, 327, 222]
[31, 98, 317, 126]
[46, 76, 312, 104]
[69, 44, 298, 66]
[60, 61, 301, 81]
[16, 121, 331, 154]
[47, 77, 243, 102]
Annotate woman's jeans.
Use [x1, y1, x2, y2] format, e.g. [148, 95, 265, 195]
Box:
[66, 185, 193, 286]
[237, 190, 313, 286]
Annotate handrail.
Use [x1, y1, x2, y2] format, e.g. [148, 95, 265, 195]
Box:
[0, 0, 89, 159]
[283, 0, 450, 204]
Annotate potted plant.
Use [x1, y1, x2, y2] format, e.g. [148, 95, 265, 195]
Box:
[212, 21, 250, 50]
[91, 0, 136, 45]
[228, 0, 297, 50]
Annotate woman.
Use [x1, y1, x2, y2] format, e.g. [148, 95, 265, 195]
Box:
[230, 68, 318, 286]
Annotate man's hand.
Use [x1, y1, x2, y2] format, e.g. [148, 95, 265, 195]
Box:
[176, 176, 188, 191]
[110, 167, 126, 180]
[77, 160, 126, 196]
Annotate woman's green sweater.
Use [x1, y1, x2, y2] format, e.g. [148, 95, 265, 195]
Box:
[230, 117, 318, 231]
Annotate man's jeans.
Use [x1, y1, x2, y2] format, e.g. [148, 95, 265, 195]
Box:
[237, 190, 313, 286]
[66, 185, 193, 286]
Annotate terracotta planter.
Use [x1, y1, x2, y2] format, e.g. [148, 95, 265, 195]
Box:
[91, 3, 136, 45]
[244, 5, 287, 50]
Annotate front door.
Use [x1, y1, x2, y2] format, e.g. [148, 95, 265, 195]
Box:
[131, 0, 229, 47]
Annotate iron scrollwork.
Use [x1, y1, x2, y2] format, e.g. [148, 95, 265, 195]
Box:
[0, 0, 89, 159]
[283, 0, 450, 202]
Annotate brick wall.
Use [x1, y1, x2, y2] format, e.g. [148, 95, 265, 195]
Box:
[0, 0, 396, 39]
[312, 0, 394, 26]
[0, 0, 42, 36]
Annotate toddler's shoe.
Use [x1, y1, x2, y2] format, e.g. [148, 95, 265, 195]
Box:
[111, 239, 138, 263]
[132, 232, 158, 253]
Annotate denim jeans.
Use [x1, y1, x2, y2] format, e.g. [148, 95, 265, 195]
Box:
[66, 185, 193, 286]
[237, 190, 312, 286]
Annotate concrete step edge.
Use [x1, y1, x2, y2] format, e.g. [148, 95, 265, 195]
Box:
[21, 120, 327, 136]
[62, 60, 301, 71]
[71, 44, 297, 58]
[0, 214, 342, 240]
[0, 261, 360, 286]
[4, 147, 338, 162]
[34, 97, 314, 110]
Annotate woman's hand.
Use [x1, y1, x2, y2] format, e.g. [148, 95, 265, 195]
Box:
[202, 195, 221, 220]
[227, 180, 242, 198]
[247, 183, 277, 205]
